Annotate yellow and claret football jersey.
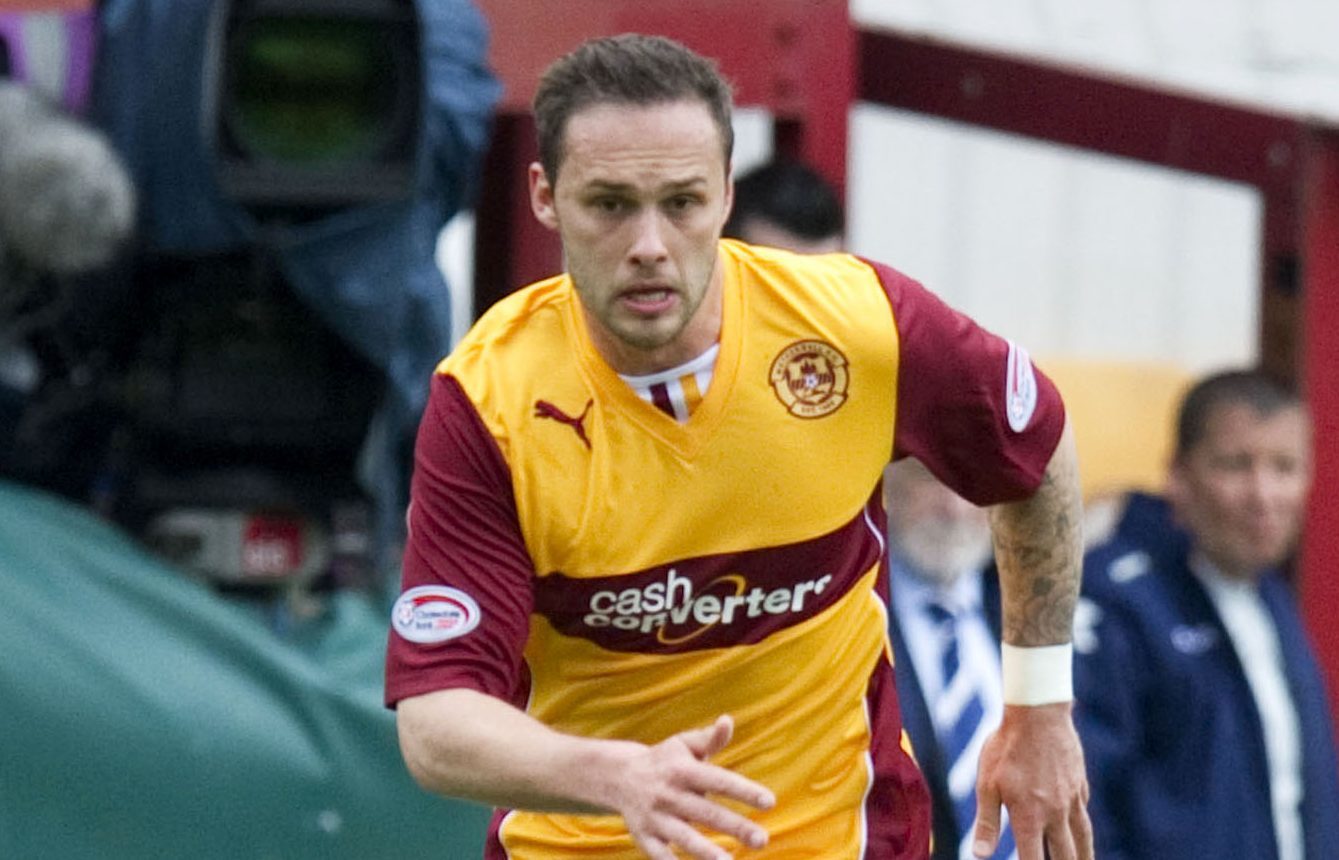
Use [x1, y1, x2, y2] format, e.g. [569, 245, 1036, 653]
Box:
[386, 240, 1064, 859]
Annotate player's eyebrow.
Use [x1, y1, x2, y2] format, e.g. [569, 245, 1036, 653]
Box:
[661, 176, 708, 190]
[582, 176, 709, 194]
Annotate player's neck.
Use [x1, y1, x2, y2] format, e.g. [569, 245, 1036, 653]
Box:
[589, 257, 724, 376]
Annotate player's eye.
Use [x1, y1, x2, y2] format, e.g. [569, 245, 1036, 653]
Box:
[664, 195, 699, 214]
[593, 197, 627, 214]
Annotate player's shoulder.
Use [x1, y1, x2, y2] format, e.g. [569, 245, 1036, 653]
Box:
[727, 241, 947, 327]
[429, 275, 587, 431]
[438, 275, 575, 377]
[722, 238, 880, 287]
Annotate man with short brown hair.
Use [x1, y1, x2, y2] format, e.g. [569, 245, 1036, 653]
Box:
[387, 33, 1092, 860]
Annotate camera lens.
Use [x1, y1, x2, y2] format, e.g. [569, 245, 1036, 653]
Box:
[227, 18, 399, 165]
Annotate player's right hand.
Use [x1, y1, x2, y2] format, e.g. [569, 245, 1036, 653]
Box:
[615, 715, 774, 860]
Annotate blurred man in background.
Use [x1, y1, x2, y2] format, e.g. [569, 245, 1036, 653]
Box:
[723, 158, 844, 252]
[1075, 368, 1339, 859]
[887, 459, 1018, 860]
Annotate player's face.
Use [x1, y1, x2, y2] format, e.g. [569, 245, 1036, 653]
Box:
[529, 99, 733, 374]
[1168, 402, 1311, 580]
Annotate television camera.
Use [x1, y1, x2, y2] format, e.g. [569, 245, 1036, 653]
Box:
[1, 0, 429, 600]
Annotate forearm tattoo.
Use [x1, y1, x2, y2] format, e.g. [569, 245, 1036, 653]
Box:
[988, 443, 1084, 646]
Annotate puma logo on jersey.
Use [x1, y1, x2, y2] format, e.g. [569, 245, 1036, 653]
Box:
[534, 399, 594, 449]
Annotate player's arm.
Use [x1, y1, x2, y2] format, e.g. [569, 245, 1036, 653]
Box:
[976, 415, 1092, 860]
[990, 412, 1083, 648]
[872, 262, 1092, 860]
[397, 688, 773, 860]
[390, 375, 773, 859]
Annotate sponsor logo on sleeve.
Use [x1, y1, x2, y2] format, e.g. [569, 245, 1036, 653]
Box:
[1005, 341, 1038, 433]
[392, 585, 481, 644]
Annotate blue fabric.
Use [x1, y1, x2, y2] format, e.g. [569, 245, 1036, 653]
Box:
[892, 565, 1008, 860]
[88, 0, 500, 578]
[1111, 490, 1186, 554]
[1075, 500, 1339, 859]
[926, 600, 1015, 860]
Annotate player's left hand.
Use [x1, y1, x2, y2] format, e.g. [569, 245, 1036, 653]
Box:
[973, 701, 1092, 860]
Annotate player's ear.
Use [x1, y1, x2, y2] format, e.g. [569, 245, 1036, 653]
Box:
[529, 162, 560, 231]
[721, 160, 735, 228]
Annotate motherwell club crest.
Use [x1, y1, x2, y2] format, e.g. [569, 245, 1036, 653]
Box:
[769, 340, 849, 418]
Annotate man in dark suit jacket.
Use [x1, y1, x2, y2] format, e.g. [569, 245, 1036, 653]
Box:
[886, 458, 1016, 860]
[1074, 369, 1339, 859]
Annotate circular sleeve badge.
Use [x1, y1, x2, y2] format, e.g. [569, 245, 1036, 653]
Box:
[392, 585, 482, 644]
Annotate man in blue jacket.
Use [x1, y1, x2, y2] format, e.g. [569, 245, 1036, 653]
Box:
[1075, 368, 1339, 859]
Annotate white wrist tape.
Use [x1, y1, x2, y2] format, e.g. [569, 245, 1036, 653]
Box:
[1001, 642, 1073, 705]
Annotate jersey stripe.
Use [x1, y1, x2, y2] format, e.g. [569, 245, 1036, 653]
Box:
[532, 511, 882, 653]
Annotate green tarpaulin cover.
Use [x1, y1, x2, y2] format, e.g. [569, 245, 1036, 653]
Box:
[0, 481, 491, 858]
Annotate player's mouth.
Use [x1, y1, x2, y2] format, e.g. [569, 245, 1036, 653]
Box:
[618, 284, 677, 315]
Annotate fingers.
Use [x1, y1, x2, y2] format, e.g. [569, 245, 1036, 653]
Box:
[671, 716, 775, 811]
[679, 714, 734, 760]
[632, 832, 677, 860]
[970, 786, 1002, 859]
[634, 822, 732, 860]
[1002, 799, 1044, 860]
[1032, 787, 1094, 860]
[1070, 794, 1095, 860]
[684, 760, 775, 811]
[626, 715, 774, 858]
[1003, 797, 1093, 860]
[629, 791, 767, 860]
[668, 790, 769, 850]
[1044, 819, 1078, 860]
